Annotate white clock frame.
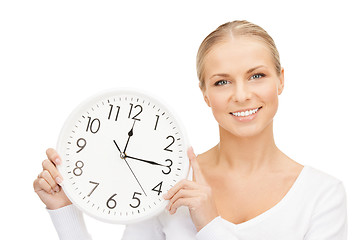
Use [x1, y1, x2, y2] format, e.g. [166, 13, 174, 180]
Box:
[56, 89, 190, 224]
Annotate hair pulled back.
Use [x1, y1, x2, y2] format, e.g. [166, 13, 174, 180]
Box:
[196, 20, 281, 90]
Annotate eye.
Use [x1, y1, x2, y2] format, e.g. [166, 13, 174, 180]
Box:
[214, 80, 230, 86]
[250, 73, 265, 80]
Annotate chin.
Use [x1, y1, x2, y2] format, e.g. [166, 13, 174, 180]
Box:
[220, 123, 263, 138]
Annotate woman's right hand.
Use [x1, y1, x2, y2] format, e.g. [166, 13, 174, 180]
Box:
[33, 148, 72, 210]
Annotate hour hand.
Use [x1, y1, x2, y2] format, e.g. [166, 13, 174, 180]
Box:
[123, 120, 136, 154]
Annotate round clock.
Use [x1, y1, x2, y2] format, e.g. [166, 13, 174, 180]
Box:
[56, 89, 190, 224]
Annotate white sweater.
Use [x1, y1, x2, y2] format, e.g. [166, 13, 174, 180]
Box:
[47, 165, 347, 239]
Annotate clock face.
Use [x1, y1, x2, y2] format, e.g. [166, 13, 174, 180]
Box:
[57, 89, 189, 224]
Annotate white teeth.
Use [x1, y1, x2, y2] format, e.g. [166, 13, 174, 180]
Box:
[231, 107, 260, 117]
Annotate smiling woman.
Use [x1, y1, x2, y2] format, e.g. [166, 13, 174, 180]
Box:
[201, 38, 283, 138]
[34, 20, 347, 240]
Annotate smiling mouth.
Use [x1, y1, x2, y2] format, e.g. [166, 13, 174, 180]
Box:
[230, 106, 263, 117]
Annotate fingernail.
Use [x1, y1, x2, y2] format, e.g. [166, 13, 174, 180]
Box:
[55, 177, 63, 185]
[162, 193, 167, 199]
[55, 158, 62, 165]
[54, 185, 60, 192]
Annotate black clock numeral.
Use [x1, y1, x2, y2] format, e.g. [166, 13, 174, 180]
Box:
[154, 115, 160, 130]
[88, 181, 99, 197]
[162, 159, 173, 175]
[76, 138, 87, 153]
[129, 192, 142, 208]
[151, 181, 163, 195]
[128, 103, 143, 121]
[107, 193, 117, 209]
[86, 117, 101, 133]
[73, 160, 84, 176]
[164, 136, 175, 152]
[108, 104, 120, 121]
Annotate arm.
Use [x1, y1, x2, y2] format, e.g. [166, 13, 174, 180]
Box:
[34, 148, 92, 239]
[47, 205, 92, 240]
[48, 205, 165, 240]
[304, 182, 347, 240]
[164, 147, 238, 240]
[37, 148, 165, 240]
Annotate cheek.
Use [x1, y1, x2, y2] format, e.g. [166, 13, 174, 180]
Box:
[206, 90, 228, 111]
[206, 90, 233, 126]
[256, 82, 279, 115]
[260, 83, 278, 102]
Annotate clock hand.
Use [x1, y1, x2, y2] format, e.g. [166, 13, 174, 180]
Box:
[122, 157, 147, 196]
[113, 140, 126, 159]
[125, 155, 167, 167]
[113, 139, 147, 196]
[113, 140, 123, 154]
[123, 120, 137, 154]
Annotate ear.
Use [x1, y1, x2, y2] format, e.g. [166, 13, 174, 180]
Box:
[203, 94, 210, 107]
[199, 82, 211, 107]
[277, 68, 285, 95]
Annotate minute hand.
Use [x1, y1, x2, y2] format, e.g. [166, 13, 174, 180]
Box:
[125, 155, 167, 167]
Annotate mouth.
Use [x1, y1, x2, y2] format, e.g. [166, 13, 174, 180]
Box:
[230, 106, 263, 117]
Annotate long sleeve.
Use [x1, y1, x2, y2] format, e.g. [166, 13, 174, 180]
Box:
[47, 204, 92, 240]
[48, 204, 165, 240]
[304, 182, 347, 240]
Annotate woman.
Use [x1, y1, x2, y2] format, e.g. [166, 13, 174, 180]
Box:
[33, 20, 347, 239]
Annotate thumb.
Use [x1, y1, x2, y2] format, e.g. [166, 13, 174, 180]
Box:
[188, 147, 206, 184]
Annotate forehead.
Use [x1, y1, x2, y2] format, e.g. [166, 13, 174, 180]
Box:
[203, 37, 274, 78]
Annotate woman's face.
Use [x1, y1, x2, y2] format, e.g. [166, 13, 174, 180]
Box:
[201, 37, 284, 138]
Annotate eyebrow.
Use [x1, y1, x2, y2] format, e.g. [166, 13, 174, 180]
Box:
[246, 65, 265, 74]
[210, 73, 230, 79]
[209, 65, 266, 79]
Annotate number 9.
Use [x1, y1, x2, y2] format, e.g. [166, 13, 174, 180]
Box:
[76, 138, 87, 153]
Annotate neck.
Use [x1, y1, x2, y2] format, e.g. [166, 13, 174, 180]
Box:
[215, 120, 280, 175]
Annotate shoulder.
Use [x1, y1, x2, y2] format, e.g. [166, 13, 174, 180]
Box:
[299, 167, 347, 239]
[297, 165, 346, 204]
[196, 145, 217, 168]
[302, 165, 343, 187]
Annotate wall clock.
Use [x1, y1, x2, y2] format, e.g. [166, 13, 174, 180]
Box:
[56, 89, 190, 224]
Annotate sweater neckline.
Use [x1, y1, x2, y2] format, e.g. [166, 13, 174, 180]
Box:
[189, 164, 308, 230]
[226, 165, 308, 229]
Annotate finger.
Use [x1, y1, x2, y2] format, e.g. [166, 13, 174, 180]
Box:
[42, 159, 63, 186]
[169, 197, 195, 214]
[163, 179, 197, 200]
[188, 147, 206, 184]
[166, 188, 195, 210]
[34, 176, 53, 194]
[46, 148, 62, 165]
[40, 170, 60, 192]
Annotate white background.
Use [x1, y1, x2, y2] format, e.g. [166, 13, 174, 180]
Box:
[1, 0, 359, 239]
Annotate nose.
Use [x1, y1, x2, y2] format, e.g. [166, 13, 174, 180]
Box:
[231, 82, 251, 103]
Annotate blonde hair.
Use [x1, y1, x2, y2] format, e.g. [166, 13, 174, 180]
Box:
[196, 20, 281, 90]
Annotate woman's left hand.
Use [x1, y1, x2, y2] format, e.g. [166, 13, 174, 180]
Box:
[163, 147, 219, 232]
